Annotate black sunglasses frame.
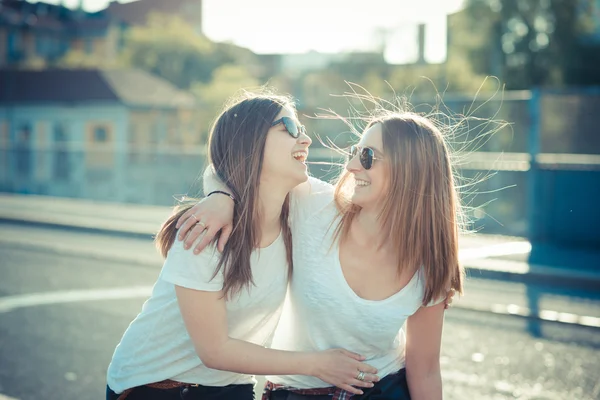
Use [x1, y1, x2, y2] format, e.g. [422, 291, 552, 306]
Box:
[271, 116, 306, 139]
[349, 145, 382, 170]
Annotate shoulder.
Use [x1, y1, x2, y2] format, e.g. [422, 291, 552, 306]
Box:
[159, 231, 224, 291]
[290, 176, 336, 219]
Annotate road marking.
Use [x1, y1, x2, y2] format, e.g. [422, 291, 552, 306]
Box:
[0, 285, 598, 328]
[459, 241, 531, 261]
[455, 302, 600, 328]
[0, 286, 153, 313]
[0, 394, 20, 400]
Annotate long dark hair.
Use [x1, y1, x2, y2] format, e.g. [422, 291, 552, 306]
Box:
[156, 91, 295, 299]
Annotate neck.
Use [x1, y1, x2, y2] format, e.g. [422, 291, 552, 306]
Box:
[257, 182, 287, 244]
[351, 206, 385, 247]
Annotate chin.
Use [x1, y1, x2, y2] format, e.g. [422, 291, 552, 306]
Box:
[351, 188, 379, 208]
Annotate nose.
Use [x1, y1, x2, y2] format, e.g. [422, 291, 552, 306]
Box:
[297, 131, 312, 147]
[346, 152, 362, 173]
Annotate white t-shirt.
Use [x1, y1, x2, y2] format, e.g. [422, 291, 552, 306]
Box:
[107, 232, 288, 394]
[267, 177, 443, 388]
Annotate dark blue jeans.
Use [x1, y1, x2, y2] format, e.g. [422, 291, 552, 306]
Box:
[267, 369, 410, 400]
[106, 383, 254, 400]
[355, 369, 411, 400]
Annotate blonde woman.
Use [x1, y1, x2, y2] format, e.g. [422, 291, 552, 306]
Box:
[177, 108, 462, 399]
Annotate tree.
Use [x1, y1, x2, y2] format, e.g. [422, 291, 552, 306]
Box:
[190, 64, 262, 141]
[462, 0, 600, 89]
[121, 13, 259, 89]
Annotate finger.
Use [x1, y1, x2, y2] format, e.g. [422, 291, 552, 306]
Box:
[338, 384, 363, 395]
[363, 373, 379, 383]
[194, 227, 219, 254]
[217, 225, 233, 253]
[183, 224, 207, 249]
[357, 362, 378, 375]
[350, 379, 375, 389]
[177, 216, 198, 241]
[176, 208, 195, 229]
[341, 349, 366, 361]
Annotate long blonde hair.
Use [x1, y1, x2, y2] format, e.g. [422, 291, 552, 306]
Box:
[333, 112, 464, 305]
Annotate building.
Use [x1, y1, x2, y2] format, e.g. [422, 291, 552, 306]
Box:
[0, 0, 125, 67]
[105, 0, 203, 34]
[0, 68, 204, 205]
[0, 0, 203, 68]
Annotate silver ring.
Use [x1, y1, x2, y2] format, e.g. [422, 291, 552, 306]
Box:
[356, 371, 366, 381]
[191, 214, 199, 222]
[196, 220, 206, 228]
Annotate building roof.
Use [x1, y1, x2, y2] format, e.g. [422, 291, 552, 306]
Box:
[105, 0, 200, 26]
[0, 0, 111, 32]
[0, 68, 196, 108]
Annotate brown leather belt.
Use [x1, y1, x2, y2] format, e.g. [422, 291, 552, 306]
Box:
[117, 379, 197, 399]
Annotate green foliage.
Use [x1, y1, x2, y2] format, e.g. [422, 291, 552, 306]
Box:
[121, 13, 258, 89]
[462, 0, 600, 88]
[191, 64, 261, 110]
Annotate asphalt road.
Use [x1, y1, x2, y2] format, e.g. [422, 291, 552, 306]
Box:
[0, 224, 599, 400]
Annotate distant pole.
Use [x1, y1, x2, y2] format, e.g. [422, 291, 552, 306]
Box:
[527, 88, 541, 242]
[417, 23, 426, 65]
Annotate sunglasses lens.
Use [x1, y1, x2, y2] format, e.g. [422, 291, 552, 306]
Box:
[282, 117, 299, 138]
[360, 148, 373, 169]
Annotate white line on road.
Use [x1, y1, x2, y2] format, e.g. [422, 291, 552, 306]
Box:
[455, 302, 600, 328]
[0, 393, 20, 400]
[0, 286, 153, 313]
[0, 286, 598, 328]
[459, 241, 531, 261]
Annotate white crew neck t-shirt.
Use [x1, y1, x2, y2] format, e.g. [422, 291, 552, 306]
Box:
[267, 178, 443, 389]
[107, 231, 288, 394]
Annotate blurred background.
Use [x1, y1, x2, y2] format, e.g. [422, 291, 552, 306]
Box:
[0, 0, 599, 399]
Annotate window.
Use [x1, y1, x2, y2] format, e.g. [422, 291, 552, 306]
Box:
[86, 123, 114, 169]
[16, 123, 32, 177]
[0, 121, 8, 180]
[53, 123, 70, 180]
[94, 126, 108, 142]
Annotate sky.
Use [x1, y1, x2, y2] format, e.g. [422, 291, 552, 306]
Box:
[34, 0, 465, 64]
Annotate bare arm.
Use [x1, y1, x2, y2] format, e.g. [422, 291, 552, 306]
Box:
[176, 286, 378, 395]
[176, 166, 236, 252]
[176, 165, 324, 253]
[405, 302, 445, 400]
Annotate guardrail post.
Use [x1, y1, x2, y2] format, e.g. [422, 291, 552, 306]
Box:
[528, 88, 541, 242]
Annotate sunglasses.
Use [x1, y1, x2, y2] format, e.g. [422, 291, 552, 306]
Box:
[271, 116, 306, 139]
[348, 145, 382, 170]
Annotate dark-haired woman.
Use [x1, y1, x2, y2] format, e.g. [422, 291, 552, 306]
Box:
[105, 92, 378, 400]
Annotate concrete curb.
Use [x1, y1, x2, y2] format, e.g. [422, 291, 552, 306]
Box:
[2, 214, 600, 292]
[1, 191, 599, 291]
[2, 217, 599, 329]
[463, 259, 600, 292]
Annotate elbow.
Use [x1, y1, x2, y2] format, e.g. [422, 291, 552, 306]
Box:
[196, 347, 223, 370]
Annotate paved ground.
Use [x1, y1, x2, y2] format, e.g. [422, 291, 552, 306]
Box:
[0, 223, 599, 400]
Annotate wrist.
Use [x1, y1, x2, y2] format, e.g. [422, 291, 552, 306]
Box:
[206, 190, 236, 204]
[303, 352, 320, 377]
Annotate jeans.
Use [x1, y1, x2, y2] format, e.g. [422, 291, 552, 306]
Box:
[265, 369, 410, 400]
[106, 383, 254, 400]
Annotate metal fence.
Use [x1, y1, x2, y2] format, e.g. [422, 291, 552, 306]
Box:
[2, 88, 600, 243]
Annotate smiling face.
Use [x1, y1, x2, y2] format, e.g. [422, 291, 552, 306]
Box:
[345, 122, 389, 210]
[261, 106, 312, 191]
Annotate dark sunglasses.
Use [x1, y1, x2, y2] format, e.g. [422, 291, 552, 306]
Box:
[348, 145, 382, 170]
[271, 116, 306, 138]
